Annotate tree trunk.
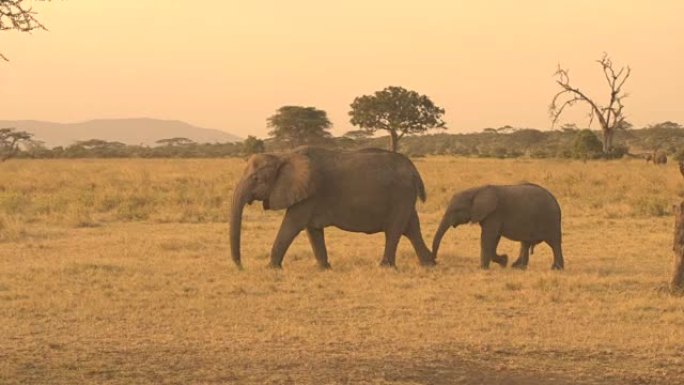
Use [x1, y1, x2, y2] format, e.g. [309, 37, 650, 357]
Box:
[602, 127, 614, 154]
[672, 202, 684, 291]
[388, 130, 399, 152]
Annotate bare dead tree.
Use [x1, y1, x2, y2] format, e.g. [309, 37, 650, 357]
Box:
[0, 0, 48, 61]
[0, 127, 33, 161]
[550, 53, 631, 154]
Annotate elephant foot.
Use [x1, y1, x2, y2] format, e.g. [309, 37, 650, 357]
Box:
[493, 254, 508, 268]
[379, 259, 396, 268]
[511, 259, 527, 270]
[420, 258, 437, 267]
[317, 261, 332, 270]
[551, 263, 564, 271]
[268, 262, 283, 269]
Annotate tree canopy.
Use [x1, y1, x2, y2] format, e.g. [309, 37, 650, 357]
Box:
[342, 129, 373, 141]
[349, 86, 446, 152]
[242, 135, 265, 155]
[267, 106, 332, 147]
[0, 127, 33, 161]
[156, 137, 195, 147]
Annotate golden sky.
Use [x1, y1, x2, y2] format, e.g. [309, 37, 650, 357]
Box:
[2, 0, 684, 137]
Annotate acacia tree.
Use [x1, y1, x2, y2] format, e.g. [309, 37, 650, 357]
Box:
[343, 129, 372, 141]
[349, 86, 446, 152]
[0, 127, 33, 161]
[550, 53, 631, 154]
[267, 106, 332, 147]
[1, 0, 48, 61]
[156, 137, 195, 147]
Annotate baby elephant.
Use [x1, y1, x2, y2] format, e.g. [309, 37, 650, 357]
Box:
[432, 183, 564, 270]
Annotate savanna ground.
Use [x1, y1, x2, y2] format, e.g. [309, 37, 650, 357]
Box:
[1, 157, 684, 385]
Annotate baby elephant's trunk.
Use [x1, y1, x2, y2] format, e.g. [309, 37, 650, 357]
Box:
[432, 214, 453, 260]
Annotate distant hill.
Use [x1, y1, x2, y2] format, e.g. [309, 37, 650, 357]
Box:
[0, 118, 242, 148]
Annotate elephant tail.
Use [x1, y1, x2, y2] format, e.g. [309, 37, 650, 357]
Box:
[414, 171, 426, 202]
[400, 154, 426, 202]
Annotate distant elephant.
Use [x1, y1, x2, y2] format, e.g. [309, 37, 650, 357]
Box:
[651, 150, 668, 165]
[230, 146, 435, 269]
[432, 184, 564, 270]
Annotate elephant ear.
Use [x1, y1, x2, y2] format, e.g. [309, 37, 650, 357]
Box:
[267, 153, 316, 210]
[470, 186, 498, 224]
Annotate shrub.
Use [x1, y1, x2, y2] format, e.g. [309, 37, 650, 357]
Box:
[573, 130, 603, 160]
[632, 196, 670, 217]
[673, 149, 684, 161]
[529, 149, 551, 159]
[602, 144, 629, 159]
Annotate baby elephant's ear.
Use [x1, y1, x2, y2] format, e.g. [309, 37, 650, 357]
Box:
[470, 186, 498, 224]
[267, 153, 316, 210]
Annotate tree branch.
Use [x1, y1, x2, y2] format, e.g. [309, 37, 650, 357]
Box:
[550, 67, 607, 129]
[0, 0, 48, 61]
[549, 54, 631, 153]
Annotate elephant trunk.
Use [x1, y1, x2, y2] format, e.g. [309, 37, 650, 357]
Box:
[230, 179, 250, 269]
[432, 212, 454, 260]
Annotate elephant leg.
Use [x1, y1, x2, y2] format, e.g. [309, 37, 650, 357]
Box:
[306, 227, 330, 269]
[479, 223, 501, 270]
[548, 239, 564, 270]
[381, 231, 402, 267]
[403, 210, 435, 266]
[492, 253, 508, 267]
[381, 210, 412, 267]
[269, 209, 308, 268]
[511, 241, 531, 269]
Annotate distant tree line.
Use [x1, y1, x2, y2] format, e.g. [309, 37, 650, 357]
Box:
[4, 121, 684, 161]
[3, 56, 677, 162]
[4, 12, 647, 162]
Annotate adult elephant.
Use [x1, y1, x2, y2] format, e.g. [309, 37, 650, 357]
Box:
[230, 146, 435, 269]
[432, 183, 564, 270]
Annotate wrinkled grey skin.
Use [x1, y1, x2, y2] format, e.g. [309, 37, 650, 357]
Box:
[432, 183, 564, 270]
[230, 146, 435, 269]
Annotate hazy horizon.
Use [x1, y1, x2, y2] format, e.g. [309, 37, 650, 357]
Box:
[2, 0, 683, 138]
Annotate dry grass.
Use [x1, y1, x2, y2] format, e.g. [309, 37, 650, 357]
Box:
[1, 157, 684, 384]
